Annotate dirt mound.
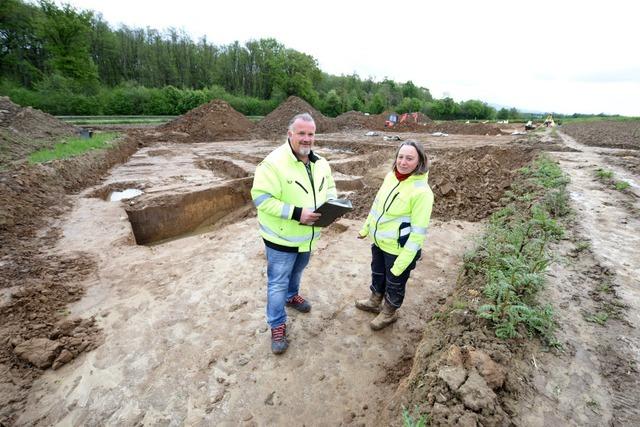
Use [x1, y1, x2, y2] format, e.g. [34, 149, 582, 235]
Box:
[429, 146, 535, 221]
[334, 111, 388, 131]
[0, 97, 78, 166]
[159, 99, 254, 142]
[255, 96, 336, 137]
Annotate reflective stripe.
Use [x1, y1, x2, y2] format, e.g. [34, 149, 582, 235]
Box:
[411, 226, 427, 235]
[260, 223, 319, 243]
[379, 215, 410, 224]
[399, 227, 411, 237]
[370, 208, 380, 217]
[404, 241, 421, 252]
[374, 230, 398, 239]
[281, 203, 291, 219]
[253, 193, 271, 207]
[414, 181, 427, 188]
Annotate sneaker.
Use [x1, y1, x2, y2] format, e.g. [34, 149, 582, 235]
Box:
[271, 324, 288, 354]
[286, 294, 311, 313]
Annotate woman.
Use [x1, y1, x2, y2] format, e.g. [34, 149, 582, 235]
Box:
[356, 140, 434, 330]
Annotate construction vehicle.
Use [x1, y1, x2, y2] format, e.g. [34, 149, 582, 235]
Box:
[524, 120, 535, 131]
[543, 114, 555, 127]
[384, 112, 419, 128]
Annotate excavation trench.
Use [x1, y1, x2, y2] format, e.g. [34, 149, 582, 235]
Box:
[13, 139, 535, 426]
[118, 145, 532, 245]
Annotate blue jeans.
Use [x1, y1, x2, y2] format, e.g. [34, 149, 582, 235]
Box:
[370, 244, 420, 308]
[265, 246, 311, 328]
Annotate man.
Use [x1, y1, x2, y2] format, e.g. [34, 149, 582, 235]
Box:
[251, 113, 336, 354]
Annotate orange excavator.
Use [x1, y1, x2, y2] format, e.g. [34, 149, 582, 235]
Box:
[385, 112, 419, 128]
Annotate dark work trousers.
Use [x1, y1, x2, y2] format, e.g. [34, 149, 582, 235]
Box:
[369, 244, 420, 308]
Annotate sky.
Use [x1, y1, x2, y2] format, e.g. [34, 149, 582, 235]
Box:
[56, 0, 640, 116]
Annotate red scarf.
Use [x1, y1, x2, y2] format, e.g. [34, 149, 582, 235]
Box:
[394, 169, 411, 181]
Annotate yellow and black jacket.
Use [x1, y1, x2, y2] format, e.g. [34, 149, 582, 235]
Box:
[359, 171, 433, 275]
[251, 142, 336, 252]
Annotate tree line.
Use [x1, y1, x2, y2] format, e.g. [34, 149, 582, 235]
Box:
[1, 0, 519, 119]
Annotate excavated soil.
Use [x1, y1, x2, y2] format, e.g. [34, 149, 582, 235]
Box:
[334, 111, 389, 131]
[0, 97, 79, 166]
[1, 104, 640, 427]
[254, 96, 336, 137]
[159, 99, 255, 142]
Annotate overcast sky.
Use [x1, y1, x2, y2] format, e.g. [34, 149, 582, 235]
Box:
[57, 0, 640, 116]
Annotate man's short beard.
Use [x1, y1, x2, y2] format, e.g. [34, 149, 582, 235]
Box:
[298, 146, 311, 156]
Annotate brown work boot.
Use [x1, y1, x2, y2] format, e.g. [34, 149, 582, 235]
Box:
[355, 292, 383, 313]
[370, 301, 398, 330]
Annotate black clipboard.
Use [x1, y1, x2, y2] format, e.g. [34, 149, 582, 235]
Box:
[312, 199, 353, 227]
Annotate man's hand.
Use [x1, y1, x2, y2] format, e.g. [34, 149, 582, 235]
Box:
[300, 208, 321, 225]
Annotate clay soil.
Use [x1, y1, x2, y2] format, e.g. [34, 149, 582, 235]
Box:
[1, 103, 640, 427]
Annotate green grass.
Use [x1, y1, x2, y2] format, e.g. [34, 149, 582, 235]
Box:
[28, 132, 119, 163]
[57, 115, 175, 125]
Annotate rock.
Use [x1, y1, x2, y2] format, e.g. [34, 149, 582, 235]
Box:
[52, 318, 81, 338]
[440, 182, 456, 196]
[14, 338, 63, 369]
[52, 349, 75, 369]
[456, 412, 478, 427]
[466, 349, 505, 390]
[438, 366, 467, 391]
[445, 344, 463, 366]
[457, 370, 497, 411]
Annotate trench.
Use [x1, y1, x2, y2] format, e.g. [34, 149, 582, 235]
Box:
[117, 144, 534, 246]
[15, 140, 542, 426]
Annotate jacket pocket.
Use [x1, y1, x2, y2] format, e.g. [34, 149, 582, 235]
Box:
[398, 222, 411, 247]
[295, 181, 309, 194]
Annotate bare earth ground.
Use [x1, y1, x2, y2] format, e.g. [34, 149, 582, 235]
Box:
[2, 114, 640, 426]
[514, 130, 640, 425]
[9, 134, 489, 426]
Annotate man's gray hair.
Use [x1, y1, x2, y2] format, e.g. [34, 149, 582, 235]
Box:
[392, 140, 429, 175]
[288, 113, 315, 132]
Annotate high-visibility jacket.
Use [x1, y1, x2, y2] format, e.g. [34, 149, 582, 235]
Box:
[251, 142, 336, 252]
[359, 171, 433, 276]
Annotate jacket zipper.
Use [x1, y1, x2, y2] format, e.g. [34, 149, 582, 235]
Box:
[305, 163, 317, 252]
[373, 182, 400, 247]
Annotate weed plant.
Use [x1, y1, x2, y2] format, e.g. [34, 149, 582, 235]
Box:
[614, 181, 630, 191]
[594, 168, 631, 192]
[402, 406, 430, 427]
[28, 132, 119, 163]
[464, 155, 569, 345]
